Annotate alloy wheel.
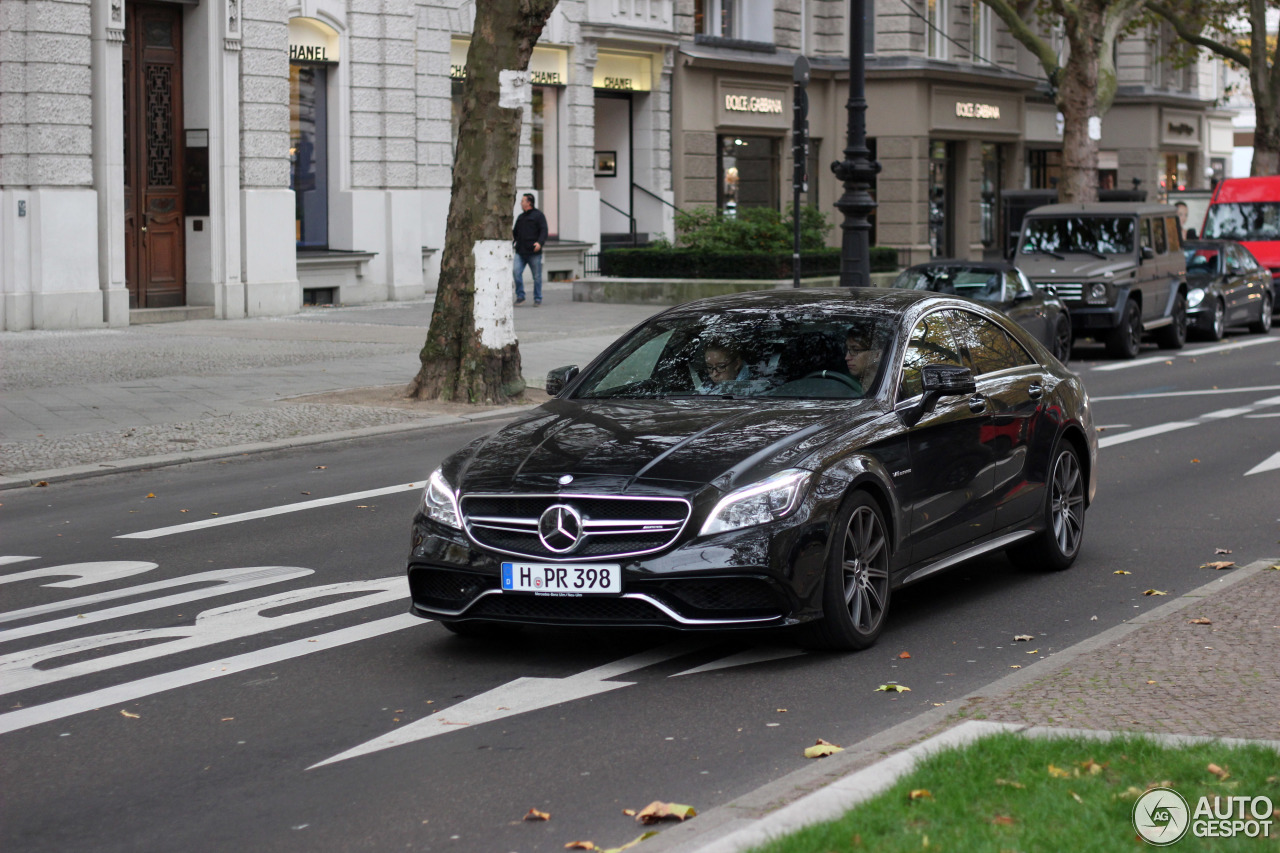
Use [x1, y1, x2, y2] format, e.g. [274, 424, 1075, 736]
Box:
[1049, 449, 1085, 558]
[841, 506, 890, 634]
[1211, 299, 1225, 340]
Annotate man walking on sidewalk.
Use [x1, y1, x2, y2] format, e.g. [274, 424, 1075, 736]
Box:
[513, 192, 548, 306]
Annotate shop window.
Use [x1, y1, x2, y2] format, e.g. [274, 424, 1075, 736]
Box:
[1028, 149, 1062, 191]
[719, 135, 780, 213]
[291, 64, 329, 249]
[980, 143, 1001, 250]
[694, 0, 774, 42]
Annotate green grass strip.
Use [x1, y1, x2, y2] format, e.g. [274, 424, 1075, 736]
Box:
[751, 731, 1279, 852]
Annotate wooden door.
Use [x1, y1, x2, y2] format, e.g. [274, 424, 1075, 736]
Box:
[123, 3, 185, 309]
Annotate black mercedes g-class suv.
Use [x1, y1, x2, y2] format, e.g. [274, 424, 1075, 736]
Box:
[1014, 203, 1188, 358]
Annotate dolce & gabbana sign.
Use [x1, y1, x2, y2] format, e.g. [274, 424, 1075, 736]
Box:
[725, 94, 783, 114]
[717, 82, 789, 128]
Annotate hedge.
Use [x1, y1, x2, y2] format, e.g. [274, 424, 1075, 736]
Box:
[599, 247, 898, 279]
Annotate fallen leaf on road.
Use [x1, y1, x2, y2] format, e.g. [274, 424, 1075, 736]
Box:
[1215, 548, 1232, 555]
[1202, 561, 1235, 570]
[524, 808, 551, 821]
[35, 481, 48, 487]
[804, 739, 844, 758]
[621, 809, 636, 817]
[315, 466, 327, 470]
[179, 509, 189, 513]
[1189, 617, 1212, 625]
[1147, 680, 1157, 684]
[1013, 634, 1034, 642]
[1207, 763, 1230, 781]
[564, 842, 597, 850]
[1026, 649, 1040, 654]
[909, 789, 932, 800]
[146, 493, 156, 498]
[1191, 458, 1200, 463]
[1269, 565, 1280, 571]
[875, 683, 910, 692]
[301, 491, 310, 495]
[1113, 570, 1131, 575]
[120, 710, 140, 719]
[1010, 665, 1021, 669]
[220, 717, 234, 722]
[776, 708, 787, 713]
[898, 651, 911, 659]
[1143, 589, 1168, 596]
[635, 802, 695, 824]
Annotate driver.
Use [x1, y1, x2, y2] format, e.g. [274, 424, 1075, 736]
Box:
[701, 341, 750, 392]
[844, 323, 882, 394]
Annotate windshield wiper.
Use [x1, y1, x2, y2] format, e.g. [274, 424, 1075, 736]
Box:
[1026, 248, 1065, 260]
[1076, 248, 1108, 259]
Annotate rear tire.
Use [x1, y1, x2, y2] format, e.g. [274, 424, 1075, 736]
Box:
[1105, 299, 1142, 359]
[1155, 291, 1187, 349]
[1008, 441, 1086, 572]
[800, 491, 891, 651]
[1248, 293, 1273, 334]
[1052, 313, 1073, 363]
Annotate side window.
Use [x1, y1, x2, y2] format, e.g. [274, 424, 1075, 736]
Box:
[1240, 246, 1261, 271]
[1166, 217, 1181, 251]
[1152, 216, 1168, 254]
[898, 312, 964, 399]
[1140, 219, 1153, 253]
[949, 311, 1037, 376]
[592, 330, 674, 392]
[1002, 270, 1023, 300]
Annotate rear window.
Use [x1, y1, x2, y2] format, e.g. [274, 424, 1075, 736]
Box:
[1203, 203, 1280, 242]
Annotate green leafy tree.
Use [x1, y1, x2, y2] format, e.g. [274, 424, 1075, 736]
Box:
[980, 0, 1149, 202]
[407, 0, 559, 403]
[1145, 0, 1279, 176]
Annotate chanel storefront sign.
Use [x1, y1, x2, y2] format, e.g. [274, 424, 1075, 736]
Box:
[288, 17, 340, 64]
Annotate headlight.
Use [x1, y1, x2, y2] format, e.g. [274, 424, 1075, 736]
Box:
[422, 468, 461, 529]
[700, 469, 812, 536]
[1088, 282, 1107, 303]
[1187, 287, 1205, 308]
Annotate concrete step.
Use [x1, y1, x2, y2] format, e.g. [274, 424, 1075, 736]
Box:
[129, 306, 217, 325]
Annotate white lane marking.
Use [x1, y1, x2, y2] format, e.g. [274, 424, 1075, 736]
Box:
[310, 642, 705, 769]
[1098, 395, 1280, 449]
[1245, 452, 1280, 477]
[0, 613, 422, 736]
[1246, 413, 1280, 418]
[1090, 385, 1280, 402]
[1092, 337, 1279, 372]
[669, 646, 806, 677]
[0, 557, 39, 567]
[0, 567, 314, 641]
[0, 561, 158, 587]
[114, 482, 423, 540]
[0, 576, 405, 695]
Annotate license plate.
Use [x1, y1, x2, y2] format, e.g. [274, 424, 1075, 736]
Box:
[501, 562, 622, 595]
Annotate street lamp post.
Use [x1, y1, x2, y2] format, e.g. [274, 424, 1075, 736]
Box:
[831, 0, 881, 288]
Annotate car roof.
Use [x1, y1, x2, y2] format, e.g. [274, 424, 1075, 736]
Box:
[659, 287, 944, 319]
[902, 259, 1017, 272]
[1211, 176, 1280, 202]
[1026, 202, 1176, 216]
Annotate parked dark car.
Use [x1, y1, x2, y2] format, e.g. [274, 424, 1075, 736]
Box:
[1182, 240, 1274, 340]
[407, 290, 1098, 651]
[890, 260, 1073, 362]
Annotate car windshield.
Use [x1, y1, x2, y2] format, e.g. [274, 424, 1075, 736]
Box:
[1183, 247, 1220, 274]
[572, 309, 896, 401]
[1021, 216, 1135, 255]
[1202, 202, 1280, 242]
[892, 267, 1006, 303]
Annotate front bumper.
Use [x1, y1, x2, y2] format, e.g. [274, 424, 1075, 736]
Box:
[406, 506, 835, 631]
[1067, 302, 1124, 333]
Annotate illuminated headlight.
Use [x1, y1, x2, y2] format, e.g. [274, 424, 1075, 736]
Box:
[700, 469, 812, 536]
[1087, 282, 1108, 304]
[422, 468, 461, 529]
[1187, 287, 1205, 309]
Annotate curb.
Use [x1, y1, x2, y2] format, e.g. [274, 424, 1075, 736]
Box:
[646, 558, 1280, 852]
[0, 404, 533, 491]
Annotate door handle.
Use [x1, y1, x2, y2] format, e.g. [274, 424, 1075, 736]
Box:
[968, 394, 987, 413]
[1027, 383, 1043, 399]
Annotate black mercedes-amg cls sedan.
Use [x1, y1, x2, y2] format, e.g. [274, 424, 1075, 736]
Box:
[407, 289, 1098, 651]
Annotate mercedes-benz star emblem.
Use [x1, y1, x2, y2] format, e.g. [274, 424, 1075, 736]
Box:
[538, 504, 583, 553]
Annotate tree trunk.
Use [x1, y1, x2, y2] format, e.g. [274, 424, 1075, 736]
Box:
[1056, 22, 1101, 204]
[1251, 64, 1280, 176]
[407, 0, 558, 403]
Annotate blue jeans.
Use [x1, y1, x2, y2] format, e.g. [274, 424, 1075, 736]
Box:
[513, 252, 542, 302]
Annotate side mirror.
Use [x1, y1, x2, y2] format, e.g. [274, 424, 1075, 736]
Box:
[921, 364, 977, 396]
[545, 365, 579, 396]
[1141, 246, 1155, 261]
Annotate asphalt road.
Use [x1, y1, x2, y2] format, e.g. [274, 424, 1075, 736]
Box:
[1, 331, 1277, 853]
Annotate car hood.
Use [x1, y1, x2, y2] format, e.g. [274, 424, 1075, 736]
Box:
[1016, 254, 1138, 281]
[450, 398, 872, 494]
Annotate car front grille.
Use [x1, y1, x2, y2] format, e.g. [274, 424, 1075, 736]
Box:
[1044, 282, 1083, 301]
[460, 493, 691, 561]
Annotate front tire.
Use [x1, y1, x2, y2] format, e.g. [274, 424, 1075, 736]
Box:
[1201, 298, 1226, 342]
[1008, 442, 1086, 572]
[1155, 291, 1187, 349]
[1052, 313, 1073, 363]
[1248, 293, 1273, 334]
[1105, 299, 1142, 359]
[802, 491, 891, 651]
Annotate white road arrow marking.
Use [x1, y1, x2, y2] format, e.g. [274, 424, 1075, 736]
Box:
[0, 566, 314, 641]
[0, 560, 158, 587]
[1245, 452, 1280, 477]
[0, 576, 405, 695]
[0, 613, 422, 735]
[115, 483, 423, 539]
[0, 557, 38, 567]
[309, 642, 706, 769]
[669, 646, 806, 677]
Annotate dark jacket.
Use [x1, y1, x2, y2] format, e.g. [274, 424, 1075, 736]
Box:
[513, 207, 548, 256]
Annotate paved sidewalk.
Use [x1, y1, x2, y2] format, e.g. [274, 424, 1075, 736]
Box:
[0, 282, 659, 487]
